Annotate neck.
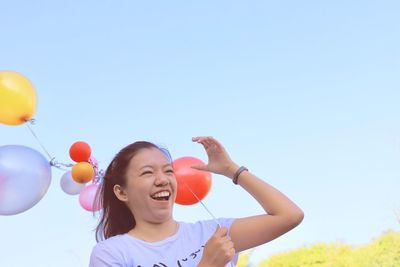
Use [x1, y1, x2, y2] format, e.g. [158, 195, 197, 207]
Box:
[128, 218, 178, 242]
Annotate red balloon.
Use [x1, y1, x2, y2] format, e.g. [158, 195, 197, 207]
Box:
[173, 156, 212, 205]
[69, 141, 91, 162]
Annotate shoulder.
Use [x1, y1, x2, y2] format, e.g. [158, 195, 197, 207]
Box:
[89, 235, 129, 267]
[197, 218, 236, 229]
[93, 234, 127, 250]
[180, 218, 236, 234]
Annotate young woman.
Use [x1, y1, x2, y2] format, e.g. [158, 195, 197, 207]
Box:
[89, 136, 304, 267]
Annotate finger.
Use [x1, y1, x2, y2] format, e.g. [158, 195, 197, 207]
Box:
[211, 225, 221, 235]
[225, 239, 234, 249]
[215, 226, 228, 237]
[229, 247, 236, 257]
[220, 235, 232, 244]
[192, 136, 208, 142]
[197, 138, 214, 149]
[194, 139, 213, 151]
[222, 247, 236, 262]
[199, 136, 221, 151]
[192, 136, 212, 144]
[192, 137, 208, 146]
[208, 136, 223, 150]
[192, 136, 201, 142]
[191, 164, 208, 171]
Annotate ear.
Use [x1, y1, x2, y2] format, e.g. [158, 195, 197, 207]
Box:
[113, 184, 128, 202]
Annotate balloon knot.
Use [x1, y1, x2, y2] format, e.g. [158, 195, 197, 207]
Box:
[49, 158, 57, 167]
[93, 169, 105, 183]
[26, 118, 36, 125]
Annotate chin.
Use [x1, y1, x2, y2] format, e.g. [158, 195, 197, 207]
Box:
[150, 215, 172, 224]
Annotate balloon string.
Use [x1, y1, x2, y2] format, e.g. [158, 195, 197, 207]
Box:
[25, 120, 53, 160]
[93, 169, 105, 184]
[183, 182, 220, 226]
[25, 120, 74, 171]
[183, 182, 236, 267]
[49, 158, 74, 171]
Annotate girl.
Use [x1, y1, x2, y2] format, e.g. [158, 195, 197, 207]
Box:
[89, 136, 303, 267]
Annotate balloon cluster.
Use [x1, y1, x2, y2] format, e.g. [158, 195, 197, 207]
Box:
[59, 141, 101, 212]
[0, 71, 102, 215]
[0, 70, 214, 216]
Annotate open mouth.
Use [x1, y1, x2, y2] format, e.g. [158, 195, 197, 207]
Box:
[151, 190, 171, 201]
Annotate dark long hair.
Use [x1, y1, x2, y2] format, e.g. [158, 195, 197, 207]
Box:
[95, 141, 168, 241]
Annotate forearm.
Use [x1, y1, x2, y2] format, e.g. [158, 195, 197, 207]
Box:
[228, 164, 303, 218]
[194, 136, 304, 252]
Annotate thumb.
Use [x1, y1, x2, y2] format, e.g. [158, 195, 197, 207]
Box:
[214, 226, 228, 237]
[191, 164, 208, 171]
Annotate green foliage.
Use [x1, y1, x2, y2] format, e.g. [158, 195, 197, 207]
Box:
[257, 231, 400, 267]
[237, 252, 251, 267]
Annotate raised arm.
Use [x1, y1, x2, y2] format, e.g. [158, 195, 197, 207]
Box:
[192, 136, 304, 253]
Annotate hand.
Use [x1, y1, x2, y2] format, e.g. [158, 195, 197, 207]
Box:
[191, 136, 239, 179]
[198, 227, 236, 267]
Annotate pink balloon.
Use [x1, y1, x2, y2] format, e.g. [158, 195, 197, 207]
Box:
[79, 183, 101, 212]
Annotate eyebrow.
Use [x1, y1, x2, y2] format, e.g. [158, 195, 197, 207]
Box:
[139, 163, 172, 170]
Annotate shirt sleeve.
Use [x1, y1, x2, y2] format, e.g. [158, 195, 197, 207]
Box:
[202, 218, 239, 266]
[217, 217, 236, 232]
[89, 243, 125, 267]
[218, 218, 239, 265]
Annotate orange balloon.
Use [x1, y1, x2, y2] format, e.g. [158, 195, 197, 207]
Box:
[71, 162, 94, 184]
[173, 157, 212, 205]
[69, 141, 91, 162]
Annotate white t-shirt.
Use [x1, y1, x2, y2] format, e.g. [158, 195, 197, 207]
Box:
[89, 218, 238, 267]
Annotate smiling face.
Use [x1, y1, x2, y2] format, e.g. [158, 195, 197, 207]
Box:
[114, 147, 177, 225]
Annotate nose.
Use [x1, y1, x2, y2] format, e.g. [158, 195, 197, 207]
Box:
[154, 171, 169, 186]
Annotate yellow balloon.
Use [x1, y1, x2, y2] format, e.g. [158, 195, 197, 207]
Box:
[0, 71, 37, 125]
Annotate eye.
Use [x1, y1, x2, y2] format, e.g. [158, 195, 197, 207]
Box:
[140, 171, 153, 176]
[165, 169, 174, 174]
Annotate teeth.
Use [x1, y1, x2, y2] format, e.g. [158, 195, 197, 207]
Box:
[152, 191, 170, 198]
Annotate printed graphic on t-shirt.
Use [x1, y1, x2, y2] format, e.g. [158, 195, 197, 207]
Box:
[136, 245, 204, 267]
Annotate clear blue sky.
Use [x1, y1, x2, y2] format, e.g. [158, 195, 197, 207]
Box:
[1, 1, 399, 266]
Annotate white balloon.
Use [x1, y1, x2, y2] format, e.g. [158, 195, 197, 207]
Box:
[0, 145, 52, 215]
[60, 170, 86, 195]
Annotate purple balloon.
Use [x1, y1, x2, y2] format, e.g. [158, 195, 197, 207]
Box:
[0, 145, 51, 215]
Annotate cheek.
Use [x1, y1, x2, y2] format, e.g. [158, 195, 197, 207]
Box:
[171, 177, 177, 190]
[126, 180, 148, 198]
